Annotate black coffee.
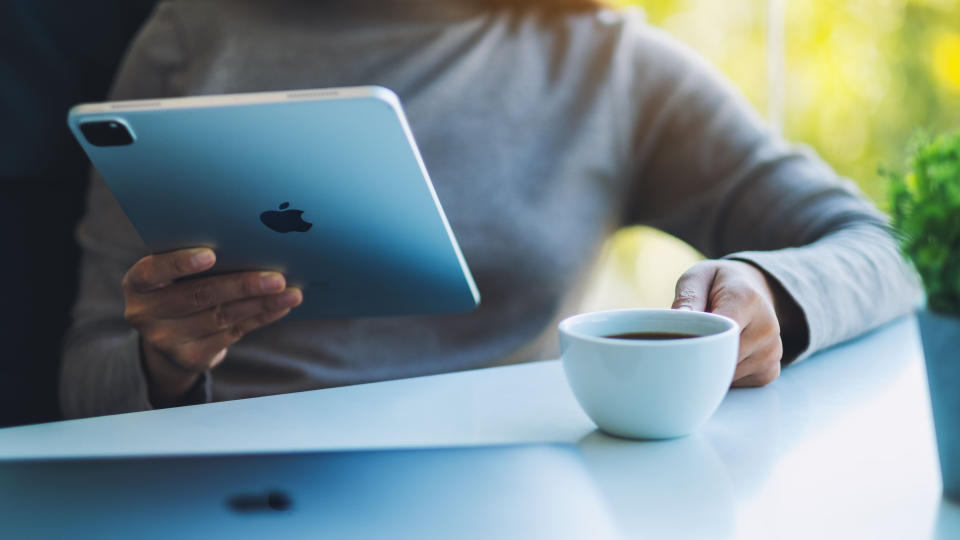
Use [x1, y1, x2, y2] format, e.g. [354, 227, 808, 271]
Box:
[604, 331, 700, 340]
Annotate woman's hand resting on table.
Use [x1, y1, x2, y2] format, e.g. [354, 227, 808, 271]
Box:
[672, 260, 803, 387]
[122, 248, 302, 407]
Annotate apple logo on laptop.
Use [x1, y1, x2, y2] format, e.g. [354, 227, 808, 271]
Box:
[260, 202, 313, 233]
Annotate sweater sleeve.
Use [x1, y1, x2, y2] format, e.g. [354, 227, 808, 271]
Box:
[620, 19, 921, 362]
[60, 3, 213, 418]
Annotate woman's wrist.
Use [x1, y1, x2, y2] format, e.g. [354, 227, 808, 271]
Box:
[141, 340, 202, 408]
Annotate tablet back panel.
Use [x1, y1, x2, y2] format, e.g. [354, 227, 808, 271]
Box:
[68, 87, 479, 319]
[0, 444, 622, 540]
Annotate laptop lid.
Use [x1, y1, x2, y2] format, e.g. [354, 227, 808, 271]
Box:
[1, 444, 621, 539]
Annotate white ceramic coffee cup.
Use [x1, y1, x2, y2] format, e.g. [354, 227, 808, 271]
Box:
[559, 308, 740, 440]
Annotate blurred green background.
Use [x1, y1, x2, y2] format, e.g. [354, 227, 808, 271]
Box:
[580, 0, 960, 311]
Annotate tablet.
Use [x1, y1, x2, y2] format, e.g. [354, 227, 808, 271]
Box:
[68, 86, 480, 319]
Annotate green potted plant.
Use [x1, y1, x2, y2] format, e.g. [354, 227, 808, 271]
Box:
[888, 130, 960, 502]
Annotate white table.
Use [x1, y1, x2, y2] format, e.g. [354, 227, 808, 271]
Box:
[2, 316, 957, 539]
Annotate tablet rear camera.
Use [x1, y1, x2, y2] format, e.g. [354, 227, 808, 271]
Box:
[79, 120, 134, 147]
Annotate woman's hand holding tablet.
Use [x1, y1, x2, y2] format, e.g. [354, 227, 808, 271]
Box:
[122, 248, 302, 406]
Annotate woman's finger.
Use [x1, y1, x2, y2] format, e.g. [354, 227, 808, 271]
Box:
[732, 336, 784, 386]
[137, 271, 287, 319]
[671, 263, 717, 312]
[170, 307, 293, 371]
[123, 248, 216, 293]
[147, 288, 302, 347]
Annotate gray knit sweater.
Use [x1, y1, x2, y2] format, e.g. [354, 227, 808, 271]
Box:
[61, 0, 919, 418]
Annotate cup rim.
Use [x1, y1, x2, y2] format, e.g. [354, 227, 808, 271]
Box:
[558, 308, 740, 347]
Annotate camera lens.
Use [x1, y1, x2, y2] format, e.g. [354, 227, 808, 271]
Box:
[79, 120, 135, 147]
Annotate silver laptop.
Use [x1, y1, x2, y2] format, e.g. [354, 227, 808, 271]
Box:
[1, 444, 621, 539]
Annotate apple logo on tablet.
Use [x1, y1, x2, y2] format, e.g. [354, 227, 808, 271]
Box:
[260, 202, 312, 233]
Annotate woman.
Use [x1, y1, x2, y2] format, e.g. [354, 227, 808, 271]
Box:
[61, 0, 918, 417]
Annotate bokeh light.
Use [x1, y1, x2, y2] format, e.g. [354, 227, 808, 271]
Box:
[582, 0, 960, 310]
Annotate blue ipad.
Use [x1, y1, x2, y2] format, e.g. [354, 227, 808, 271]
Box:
[68, 86, 479, 319]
